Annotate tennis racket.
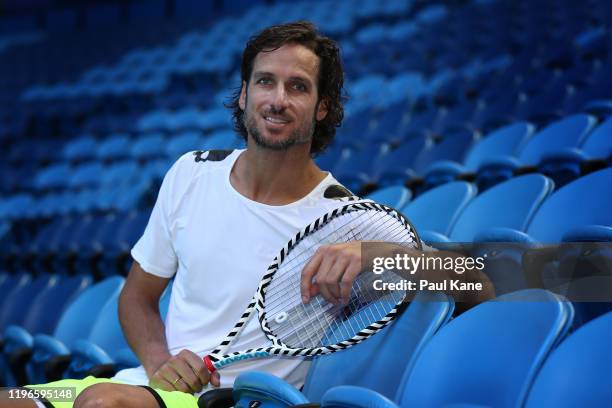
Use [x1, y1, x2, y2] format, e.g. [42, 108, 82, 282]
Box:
[203, 200, 421, 373]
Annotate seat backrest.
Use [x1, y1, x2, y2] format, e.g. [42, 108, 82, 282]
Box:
[396, 289, 574, 408]
[302, 292, 454, 402]
[449, 174, 554, 241]
[525, 311, 612, 408]
[412, 130, 478, 175]
[402, 181, 476, 236]
[518, 114, 596, 166]
[22, 274, 93, 334]
[582, 116, 612, 160]
[0, 274, 57, 329]
[464, 122, 535, 172]
[365, 185, 412, 209]
[53, 276, 125, 348]
[527, 168, 612, 242]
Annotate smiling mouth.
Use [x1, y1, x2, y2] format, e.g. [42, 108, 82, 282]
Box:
[264, 115, 291, 125]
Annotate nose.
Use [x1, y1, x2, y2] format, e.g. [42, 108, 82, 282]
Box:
[270, 84, 289, 111]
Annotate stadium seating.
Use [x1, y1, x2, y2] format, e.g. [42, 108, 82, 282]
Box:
[364, 185, 411, 209]
[0, 0, 611, 402]
[525, 311, 612, 408]
[402, 181, 477, 240]
[27, 276, 124, 384]
[229, 292, 454, 408]
[318, 289, 574, 408]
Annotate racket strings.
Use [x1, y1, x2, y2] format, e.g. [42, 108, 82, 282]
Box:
[264, 209, 412, 310]
[264, 210, 410, 318]
[264, 209, 415, 348]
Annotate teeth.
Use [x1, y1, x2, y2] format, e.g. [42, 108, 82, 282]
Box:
[265, 116, 289, 124]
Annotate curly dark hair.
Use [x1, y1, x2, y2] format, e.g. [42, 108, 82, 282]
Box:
[226, 21, 346, 156]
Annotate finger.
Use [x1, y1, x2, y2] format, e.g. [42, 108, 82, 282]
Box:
[210, 371, 221, 387]
[340, 260, 362, 304]
[324, 256, 350, 302]
[170, 357, 201, 392]
[315, 253, 338, 304]
[301, 250, 323, 302]
[180, 350, 210, 387]
[156, 364, 187, 392]
[150, 376, 175, 392]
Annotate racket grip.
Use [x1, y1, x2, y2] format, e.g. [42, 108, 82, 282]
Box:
[203, 355, 217, 373]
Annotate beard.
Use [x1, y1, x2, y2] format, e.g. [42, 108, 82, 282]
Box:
[244, 104, 316, 151]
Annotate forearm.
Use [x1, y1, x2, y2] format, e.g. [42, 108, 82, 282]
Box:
[119, 293, 170, 377]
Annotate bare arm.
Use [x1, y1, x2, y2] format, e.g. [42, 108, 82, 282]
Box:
[119, 261, 219, 392]
[118, 261, 171, 378]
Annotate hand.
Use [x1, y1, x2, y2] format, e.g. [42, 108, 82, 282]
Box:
[149, 349, 220, 393]
[301, 242, 362, 305]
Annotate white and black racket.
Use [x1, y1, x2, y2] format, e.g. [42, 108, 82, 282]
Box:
[203, 200, 421, 373]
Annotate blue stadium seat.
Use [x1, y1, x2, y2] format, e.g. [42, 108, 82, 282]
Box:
[69, 161, 104, 189]
[34, 163, 72, 191]
[445, 174, 554, 242]
[67, 279, 173, 378]
[536, 117, 612, 186]
[427, 122, 535, 191]
[365, 185, 411, 209]
[402, 182, 477, 240]
[27, 276, 125, 384]
[231, 292, 454, 408]
[525, 311, 612, 407]
[2, 275, 92, 385]
[131, 132, 167, 160]
[332, 146, 384, 192]
[319, 289, 574, 408]
[96, 133, 131, 161]
[63, 136, 99, 162]
[478, 168, 612, 243]
[481, 114, 597, 187]
[165, 130, 204, 158]
[370, 135, 428, 187]
[412, 129, 479, 190]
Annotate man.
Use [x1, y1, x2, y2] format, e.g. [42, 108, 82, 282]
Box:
[1, 21, 361, 408]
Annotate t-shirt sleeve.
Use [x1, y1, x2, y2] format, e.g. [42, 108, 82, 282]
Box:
[131, 159, 181, 278]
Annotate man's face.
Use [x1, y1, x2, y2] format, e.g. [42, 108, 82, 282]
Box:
[239, 43, 328, 151]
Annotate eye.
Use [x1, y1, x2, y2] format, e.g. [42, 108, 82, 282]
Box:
[257, 77, 272, 86]
[291, 82, 307, 92]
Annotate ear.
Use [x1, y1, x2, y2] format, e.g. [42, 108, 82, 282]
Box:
[316, 98, 328, 121]
[239, 81, 247, 111]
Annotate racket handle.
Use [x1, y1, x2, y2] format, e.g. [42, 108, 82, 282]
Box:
[203, 355, 217, 373]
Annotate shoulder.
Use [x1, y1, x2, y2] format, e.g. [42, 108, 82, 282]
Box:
[311, 176, 361, 205]
[170, 149, 237, 175]
[162, 149, 238, 191]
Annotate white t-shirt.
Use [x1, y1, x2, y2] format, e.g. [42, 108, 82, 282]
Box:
[113, 149, 354, 393]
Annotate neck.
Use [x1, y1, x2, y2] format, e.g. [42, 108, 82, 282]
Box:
[230, 142, 327, 205]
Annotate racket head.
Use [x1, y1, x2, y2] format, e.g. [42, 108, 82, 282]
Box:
[256, 200, 421, 355]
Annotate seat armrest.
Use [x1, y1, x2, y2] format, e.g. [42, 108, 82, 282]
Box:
[419, 230, 451, 243]
[562, 225, 612, 242]
[321, 386, 398, 408]
[198, 388, 234, 408]
[473, 227, 537, 244]
[233, 371, 309, 408]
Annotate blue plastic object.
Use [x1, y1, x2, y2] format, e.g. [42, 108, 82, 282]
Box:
[518, 114, 596, 166]
[402, 182, 477, 239]
[231, 292, 454, 407]
[29, 276, 125, 383]
[536, 117, 612, 186]
[525, 311, 612, 407]
[526, 168, 612, 243]
[449, 174, 554, 242]
[365, 185, 412, 209]
[320, 289, 574, 408]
